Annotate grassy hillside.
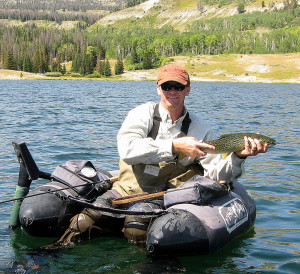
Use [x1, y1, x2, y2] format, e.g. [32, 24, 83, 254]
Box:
[0, 0, 293, 31]
[91, 0, 290, 31]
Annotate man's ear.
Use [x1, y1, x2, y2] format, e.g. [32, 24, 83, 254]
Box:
[185, 86, 191, 96]
[156, 86, 161, 96]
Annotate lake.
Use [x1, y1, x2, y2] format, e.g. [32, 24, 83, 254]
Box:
[0, 80, 299, 273]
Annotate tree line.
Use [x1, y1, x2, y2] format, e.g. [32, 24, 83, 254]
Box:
[0, 0, 150, 26]
[125, 0, 147, 8]
[0, 7, 299, 76]
[0, 0, 126, 12]
[0, 9, 105, 26]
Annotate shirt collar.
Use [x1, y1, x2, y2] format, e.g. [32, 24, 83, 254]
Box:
[158, 103, 188, 124]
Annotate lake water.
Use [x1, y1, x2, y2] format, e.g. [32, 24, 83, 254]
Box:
[0, 80, 299, 273]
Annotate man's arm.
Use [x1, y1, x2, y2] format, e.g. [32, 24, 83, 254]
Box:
[172, 136, 215, 157]
[117, 103, 174, 165]
[200, 136, 269, 183]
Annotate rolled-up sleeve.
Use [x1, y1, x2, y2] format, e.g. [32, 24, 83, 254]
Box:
[190, 119, 246, 183]
[200, 152, 245, 182]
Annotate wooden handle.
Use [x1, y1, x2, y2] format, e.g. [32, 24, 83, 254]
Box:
[112, 191, 165, 205]
[109, 176, 119, 183]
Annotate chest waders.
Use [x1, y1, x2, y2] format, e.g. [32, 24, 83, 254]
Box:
[118, 104, 203, 246]
[46, 104, 203, 248]
[113, 104, 202, 197]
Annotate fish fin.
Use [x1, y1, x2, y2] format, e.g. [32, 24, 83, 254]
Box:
[222, 153, 230, 159]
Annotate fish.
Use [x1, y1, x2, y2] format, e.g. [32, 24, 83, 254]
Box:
[203, 133, 276, 154]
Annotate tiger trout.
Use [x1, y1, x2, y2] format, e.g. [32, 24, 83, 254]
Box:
[203, 133, 276, 154]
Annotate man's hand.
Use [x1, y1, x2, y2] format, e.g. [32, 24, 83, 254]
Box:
[172, 136, 215, 157]
[235, 136, 268, 158]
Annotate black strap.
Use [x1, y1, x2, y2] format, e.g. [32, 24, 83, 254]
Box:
[147, 104, 162, 139]
[181, 111, 191, 136]
[147, 104, 191, 140]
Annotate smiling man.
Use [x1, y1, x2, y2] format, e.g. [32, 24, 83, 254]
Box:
[114, 63, 265, 198]
[111, 63, 267, 244]
[51, 64, 268, 248]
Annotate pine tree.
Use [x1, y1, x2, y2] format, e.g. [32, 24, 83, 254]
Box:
[96, 55, 102, 74]
[130, 47, 139, 65]
[71, 54, 82, 73]
[51, 60, 59, 72]
[60, 64, 66, 75]
[102, 59, 111, 77]
[115, 57, 124, 75]
[141, 52, 152, 69]
[23, 55, 33, 72]
[82, 53, 95, 75]
[3, 51, 14, 70]
[32, 52, 41, 73]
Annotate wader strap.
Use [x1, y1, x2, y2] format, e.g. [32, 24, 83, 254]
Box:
[147, 104, 161, 139]
[181, 112, 191, 136]
[147, 104, 191, 139]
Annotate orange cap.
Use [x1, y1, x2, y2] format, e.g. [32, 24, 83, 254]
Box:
[157, 64, 190, 86]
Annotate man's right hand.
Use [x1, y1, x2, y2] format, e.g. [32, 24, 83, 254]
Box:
[172, 137, 215, 157]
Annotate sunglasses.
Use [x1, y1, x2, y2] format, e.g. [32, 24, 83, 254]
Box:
[160, 83, 186, 91]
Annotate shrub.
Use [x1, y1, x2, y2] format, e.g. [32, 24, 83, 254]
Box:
[69, 73, 82, 77]
[45, 72, 62, 77]
[85, 73, 101, 78]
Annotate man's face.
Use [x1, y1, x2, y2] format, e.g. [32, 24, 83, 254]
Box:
[157, 81, 190, 111]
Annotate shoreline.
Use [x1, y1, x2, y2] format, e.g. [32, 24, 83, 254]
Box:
[1, 71, 299, 84]
[1, 54, 299, 84]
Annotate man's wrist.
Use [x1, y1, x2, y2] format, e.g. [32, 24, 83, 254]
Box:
[234, 152, 247, 159]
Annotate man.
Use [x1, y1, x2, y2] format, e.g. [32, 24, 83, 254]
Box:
[51, 64, 267, 247]
[113, 64, 266, 195]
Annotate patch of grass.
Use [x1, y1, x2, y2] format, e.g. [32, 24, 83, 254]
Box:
[259, 70, 300, 80]
[186, 54, 246, 76]
[175, 0, 196, 9]
[138, 13, 161, 28]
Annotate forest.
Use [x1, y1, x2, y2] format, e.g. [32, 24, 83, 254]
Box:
[0, 0, 128, 25]
[0, 2, 299, 77]
[0, 0, 126, 12]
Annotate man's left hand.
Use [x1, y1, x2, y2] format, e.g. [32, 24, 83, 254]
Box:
[235, 136, 268, 158]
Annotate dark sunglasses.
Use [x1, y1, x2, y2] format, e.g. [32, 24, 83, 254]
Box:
[161, 83, 186, 91]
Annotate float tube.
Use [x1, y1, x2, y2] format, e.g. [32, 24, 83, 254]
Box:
[10, 142, 256, 256]
[146, 181, 256, 256]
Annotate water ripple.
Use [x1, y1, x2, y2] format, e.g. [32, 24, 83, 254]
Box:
[0, 80, 299, 273]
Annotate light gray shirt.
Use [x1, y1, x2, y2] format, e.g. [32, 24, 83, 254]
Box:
[117, 102, 245, 182]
